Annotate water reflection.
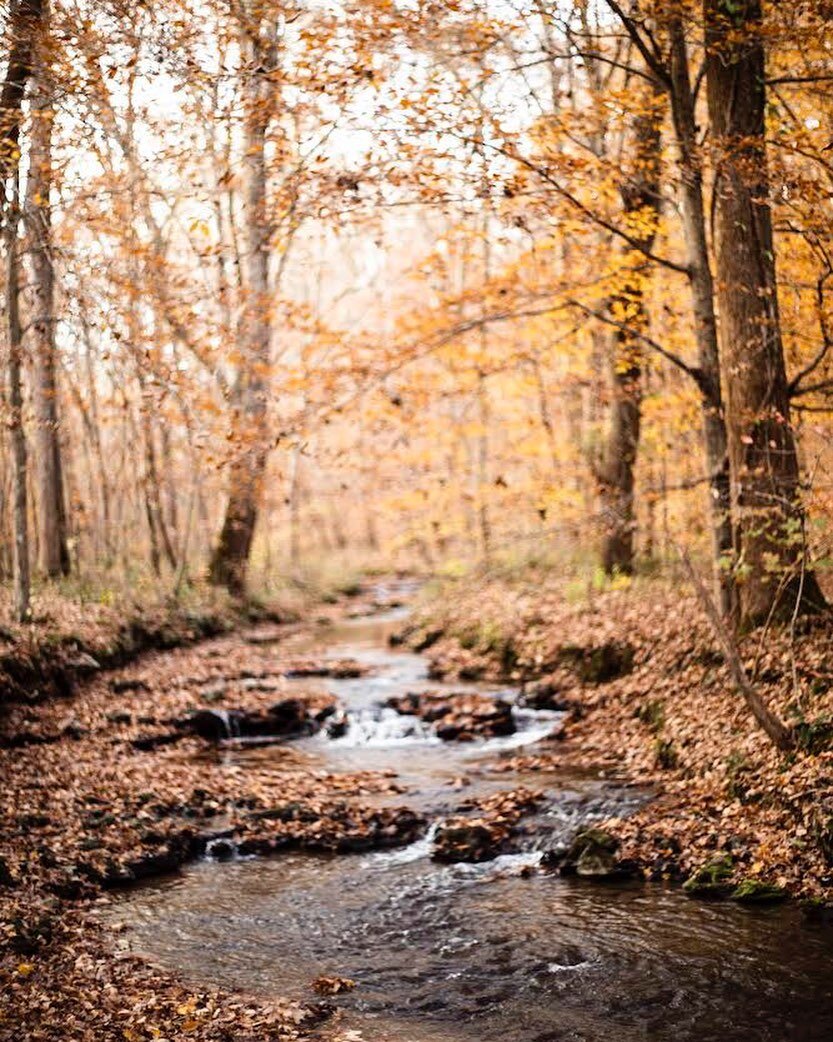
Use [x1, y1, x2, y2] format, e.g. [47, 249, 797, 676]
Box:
[105, 606, 833, 1042]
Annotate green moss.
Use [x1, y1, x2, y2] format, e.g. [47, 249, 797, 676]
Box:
[730, 879, 788, 903]
[683, 853, 734, 898]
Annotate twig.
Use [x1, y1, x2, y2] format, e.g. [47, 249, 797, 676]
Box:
[676, 546, 794, 751]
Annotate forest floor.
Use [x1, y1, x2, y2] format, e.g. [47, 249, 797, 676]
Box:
[402, 570, 833, 903]
[0, 581, 425, 1041]
[3, 571, 833, 1042]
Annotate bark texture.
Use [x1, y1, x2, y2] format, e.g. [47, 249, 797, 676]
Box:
[25, 4, 71, 578]
[667, 14, 733, 615]
[209, 23, 275, 596]
[598, 92, 662, 574]
[1, 0, 45, 620]
[704, 0, 824, 626]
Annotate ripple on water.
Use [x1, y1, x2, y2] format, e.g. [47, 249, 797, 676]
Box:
[105, 610, 833, 1042]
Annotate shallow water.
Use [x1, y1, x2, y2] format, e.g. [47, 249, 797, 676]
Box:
[106, 603, 833, 1042]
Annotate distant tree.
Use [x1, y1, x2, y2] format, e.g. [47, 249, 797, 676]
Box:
[25, 0, 71, 578]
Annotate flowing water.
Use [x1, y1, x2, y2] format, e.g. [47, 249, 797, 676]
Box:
[105, 603, 833, 1042]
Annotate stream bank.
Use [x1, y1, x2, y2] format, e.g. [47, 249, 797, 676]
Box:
[4, 580, 833, 1042]
[398, 572, 833, 904]
[103, 604, 833, 1042]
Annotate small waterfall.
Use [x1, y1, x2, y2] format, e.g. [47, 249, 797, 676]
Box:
[204, 836, 238, 861]
[212, 709, 240, 739]
[365, 822, 440, 867]
[325, 706, 438, 748]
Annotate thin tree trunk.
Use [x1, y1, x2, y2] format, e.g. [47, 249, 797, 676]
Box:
[667, 14, 733, 615]
[476, 368, 492, 564]
[477, 188, 493, 565]
[288, 444, 302, 574]
[679, 548, 794, 750]
[7, 201, 30, 620]
[25, 7, 70, 578]
[597, 91, 662, 574]
[140, 400, 176, 572]
[209, 25, 275, 596]
[704, 0, 824, 627]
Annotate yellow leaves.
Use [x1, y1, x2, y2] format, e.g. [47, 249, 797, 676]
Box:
[16, 962, 35, 977]
[188, 218, 211, 239]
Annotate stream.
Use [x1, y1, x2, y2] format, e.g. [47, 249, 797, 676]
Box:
[104, 607, 833, 1042]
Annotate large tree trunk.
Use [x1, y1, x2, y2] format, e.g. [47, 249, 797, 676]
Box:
[25, 4, 70, 578]
[597, 93, 662, 574]
[667, 14, 733, 616]
[208, 25, 275, 596]
[2, 0, 45, 621]
[704, 0, 824, 627]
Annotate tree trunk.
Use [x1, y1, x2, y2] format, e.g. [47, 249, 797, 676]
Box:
[7, 202, 30, 621]
[597, 92, 662, 574]
[2, 0, 45, 620]
[704, 0, 824, 627]
[287, 443, 302, 574]
[25, 6, 70, 579]
[667, 14, 733, 615]
[209, 26, 274, 596]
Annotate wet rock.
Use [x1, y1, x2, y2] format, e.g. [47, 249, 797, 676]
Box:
[520, 679, 571, 711]
[386, 691, 421, 714]
[264, 698, 308, 733]
[237, 836, 280, 857]
[543, 828, 632, 879]
[730, 878, 788, 903]
[326, 710, 349, 739]
[131, 730, 186, 751]
[106, 710, 133, 725]
[388, 690, 515, 741]
[682, 853, 734, 898]
[432, 820, 505, 863]
[105, 831, 195, 886]
[204, 838, 236, 861]
[435, 722, 471, 741]
[189, 708, 241, 740]
[176, 698, 328, 743]
[110, 677, 149, 694]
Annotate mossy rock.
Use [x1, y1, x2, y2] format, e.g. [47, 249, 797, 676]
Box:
[548, 828, 631, 879]
[730, 879, 788, 903]
[682, 853, 734, 898]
